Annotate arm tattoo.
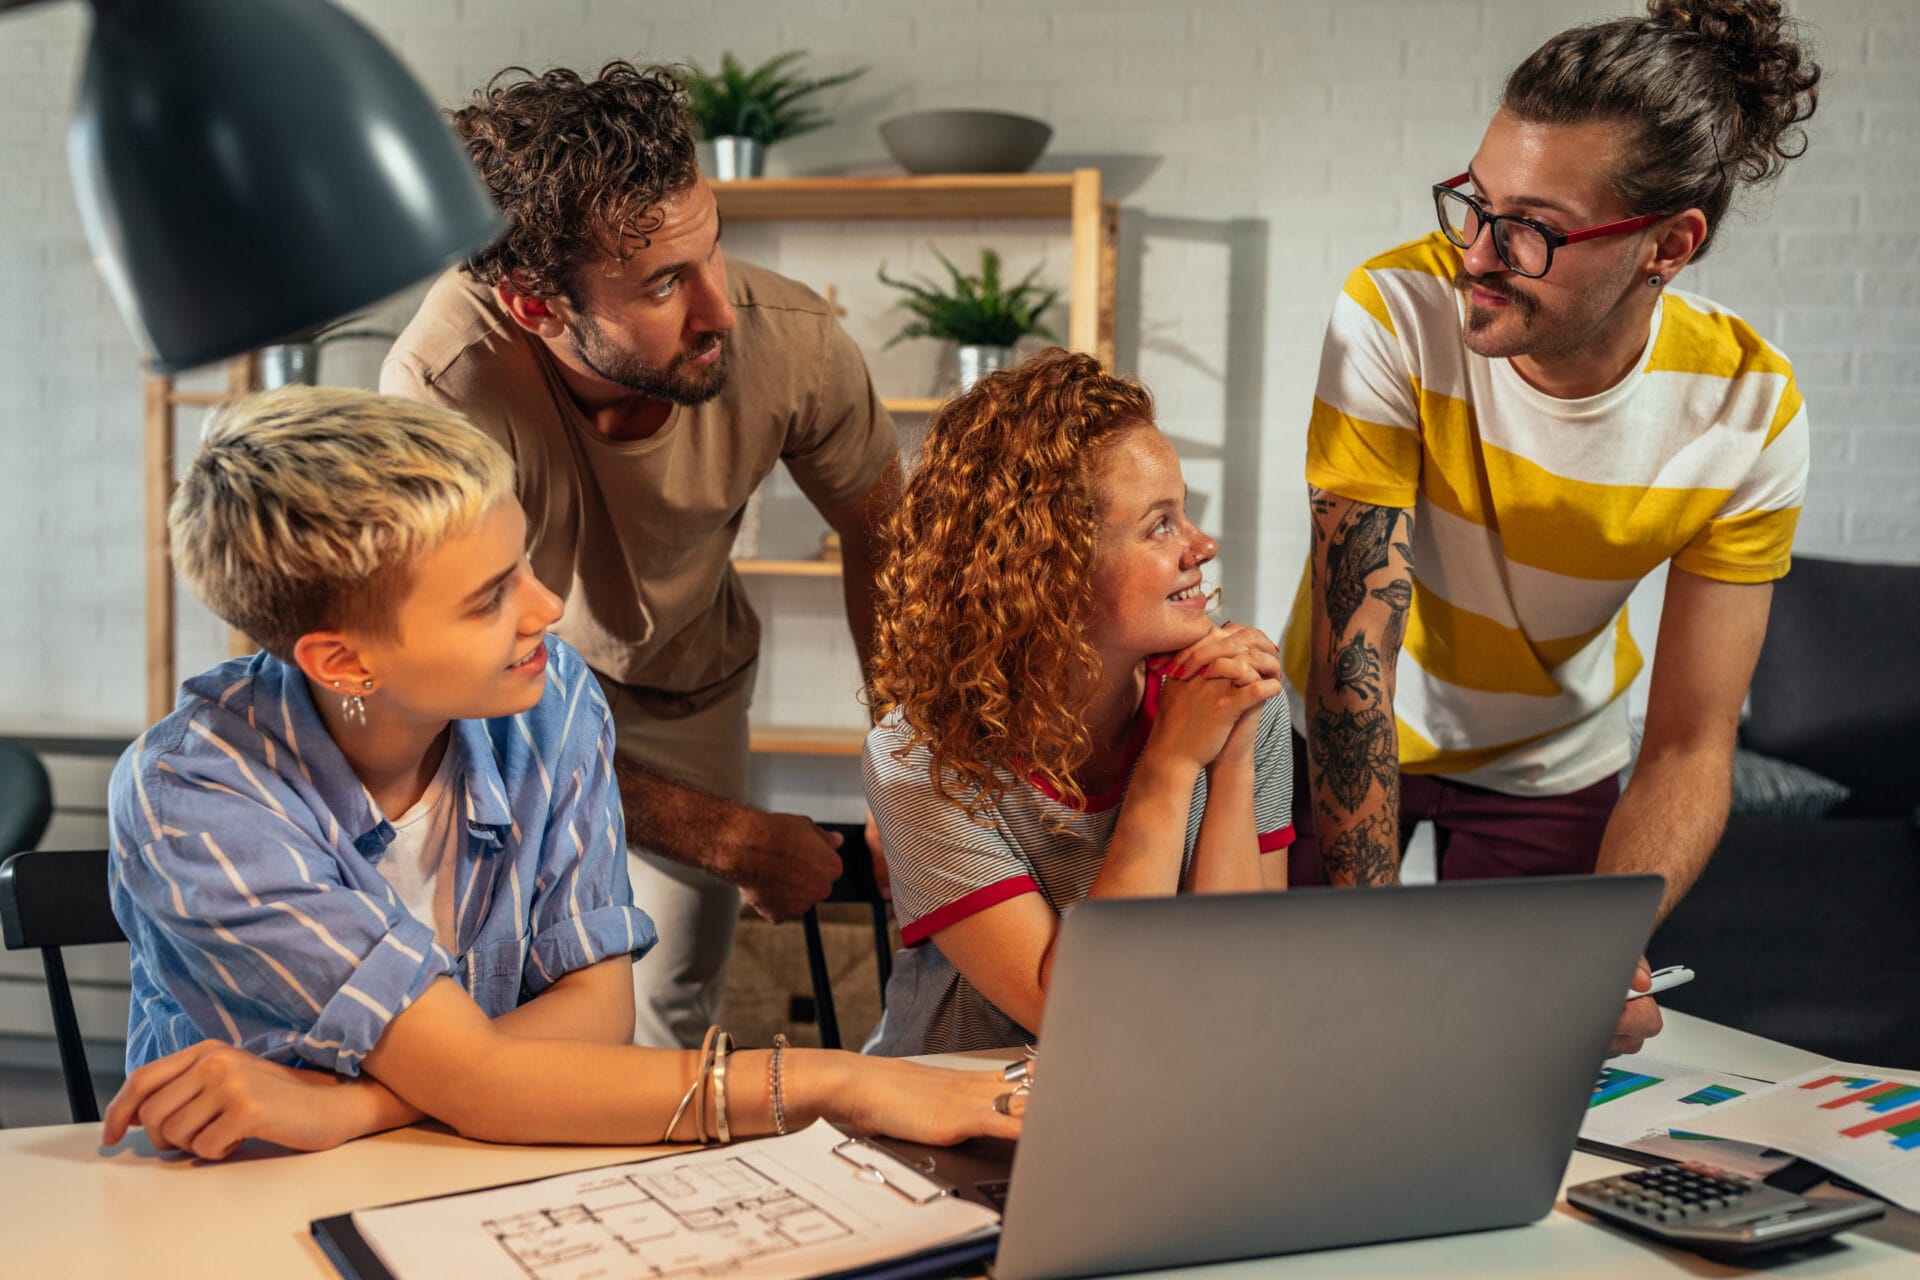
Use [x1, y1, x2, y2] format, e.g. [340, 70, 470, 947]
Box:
[1370, 578, 1413, 657]
[1310, 493, 1337, 544]
[1309, 703, 1398, 814]
[1323, 505, 1402, 643]
[1331, 633, 1382, 701]
[1321, 811, 1399, 885]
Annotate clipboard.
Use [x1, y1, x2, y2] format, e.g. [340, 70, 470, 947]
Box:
[310, 1126, 1000, 1280]
[312, 1214, 998, 1280]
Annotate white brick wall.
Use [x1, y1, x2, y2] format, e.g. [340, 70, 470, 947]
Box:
[2, 2, 1914, 822]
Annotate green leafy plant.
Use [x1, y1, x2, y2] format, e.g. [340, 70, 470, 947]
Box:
[682, 51, 865, 146]
[878, 247, 1061, 348]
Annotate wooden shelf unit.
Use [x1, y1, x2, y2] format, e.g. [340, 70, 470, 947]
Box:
[880, 397, 945, 415]
[748, 724, 867, 757]
[712, 170, 1117, 368]
[733, 558, 842, 578]
[143, 356, 260, 725]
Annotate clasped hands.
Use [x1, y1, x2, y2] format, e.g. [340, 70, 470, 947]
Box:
[1145, 622, 1285, 772]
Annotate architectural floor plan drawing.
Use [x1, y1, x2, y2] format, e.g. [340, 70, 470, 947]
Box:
[485, 1156, 856, 1280]
[349, 1120, 1001, 1280]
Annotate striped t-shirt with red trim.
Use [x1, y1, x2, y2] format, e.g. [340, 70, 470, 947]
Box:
[862, 679, 1293, 1055]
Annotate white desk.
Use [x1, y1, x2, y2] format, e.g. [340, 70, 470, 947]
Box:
[0, 1012, 1913, 1279]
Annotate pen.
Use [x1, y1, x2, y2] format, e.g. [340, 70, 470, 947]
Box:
[1627, 964, 1694, 1001]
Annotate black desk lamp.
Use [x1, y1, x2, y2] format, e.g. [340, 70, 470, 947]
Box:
[35, 0, 503, 372]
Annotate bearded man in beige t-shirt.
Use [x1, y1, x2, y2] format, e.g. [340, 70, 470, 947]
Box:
[381, 62, 900, 1049]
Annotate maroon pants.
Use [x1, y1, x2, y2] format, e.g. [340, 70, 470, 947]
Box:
[1285, 733, 1620, 887]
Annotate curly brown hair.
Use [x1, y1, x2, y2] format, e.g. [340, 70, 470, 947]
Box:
[454, 61, 701, 298]
[868, 348, 1156, 819]
[1503, 0, 1820, 260]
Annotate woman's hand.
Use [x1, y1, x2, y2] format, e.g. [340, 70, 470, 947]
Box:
[101, 1041, 386, 1160]
[1146, 625, 1283, 771]
[814, 1053, 1024, 1146]
[1158, 623, 1280, 687]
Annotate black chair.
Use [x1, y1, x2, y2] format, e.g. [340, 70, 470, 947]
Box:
[0, 737, 53, 860]
[0, 849, 126, 1122]
[801, 821, 895, 1050]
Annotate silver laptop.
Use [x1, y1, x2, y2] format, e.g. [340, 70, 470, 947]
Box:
[976, 874, 1661, 1280]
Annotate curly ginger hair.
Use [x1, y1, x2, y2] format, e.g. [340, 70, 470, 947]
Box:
[868, 348, 1156, 818]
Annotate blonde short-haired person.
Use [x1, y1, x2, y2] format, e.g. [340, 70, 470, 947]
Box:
[102, 387, 1021, 1160]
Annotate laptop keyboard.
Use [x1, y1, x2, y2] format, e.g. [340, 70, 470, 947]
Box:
[976, 1178, 1011, 1211]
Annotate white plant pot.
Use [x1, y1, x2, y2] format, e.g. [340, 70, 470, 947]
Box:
[956, 344, 1016, 391]
[711, 136, 765, 180]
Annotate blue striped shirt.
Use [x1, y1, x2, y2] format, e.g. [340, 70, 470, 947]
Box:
[108, 637, 655, 1075]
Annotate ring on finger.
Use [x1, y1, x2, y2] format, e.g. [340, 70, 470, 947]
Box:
[992, 1092, 1016, 1115]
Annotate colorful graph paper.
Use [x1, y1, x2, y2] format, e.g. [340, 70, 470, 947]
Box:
[1590, 1068, 1663, 1109]
[1801, 1075, 1920, 1151]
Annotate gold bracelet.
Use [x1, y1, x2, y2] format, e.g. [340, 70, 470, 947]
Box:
[662, 1025, 721, 1144]
[712, 1030, 735, 1144]
[769, 1033, 790, 1135]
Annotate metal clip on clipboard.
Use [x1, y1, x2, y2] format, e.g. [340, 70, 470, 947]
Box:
[832, 1136, 956, 1205]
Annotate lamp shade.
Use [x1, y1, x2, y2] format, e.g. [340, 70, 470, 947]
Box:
[68, 0, 503, 373]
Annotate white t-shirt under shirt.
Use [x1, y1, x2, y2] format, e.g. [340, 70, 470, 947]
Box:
[376, 747, 462, 952]
[863, 678, 1295, 1056]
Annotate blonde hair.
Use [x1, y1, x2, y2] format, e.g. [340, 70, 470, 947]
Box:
[170, 386, 515, 660]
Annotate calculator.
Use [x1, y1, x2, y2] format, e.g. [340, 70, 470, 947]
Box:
[1568, 1161, 1885, 1258]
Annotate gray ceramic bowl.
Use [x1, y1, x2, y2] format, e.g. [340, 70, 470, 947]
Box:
[878, 110, 1052, 174]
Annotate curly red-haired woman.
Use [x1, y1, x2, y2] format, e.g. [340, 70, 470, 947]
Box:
[863, 348, 1296, 1055]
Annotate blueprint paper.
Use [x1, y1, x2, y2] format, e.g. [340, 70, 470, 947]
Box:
[350, 1120, 998, 1280]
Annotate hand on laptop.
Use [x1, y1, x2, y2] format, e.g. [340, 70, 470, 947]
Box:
[1611, 956, 1665, 1055]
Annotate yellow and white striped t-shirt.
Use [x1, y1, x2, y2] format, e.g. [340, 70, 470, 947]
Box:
[1280, 232, 1808, 796]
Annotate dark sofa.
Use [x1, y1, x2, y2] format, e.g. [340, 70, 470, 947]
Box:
[1648, 555, 1920, 1069]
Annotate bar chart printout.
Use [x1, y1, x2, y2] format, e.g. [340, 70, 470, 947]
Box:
[1804, 1075, 1920, 1151]
[1675, 1063, 1920, 1211]
[1591, 1069, 1663, 1109]
[1576, 1057, 1775, 1148]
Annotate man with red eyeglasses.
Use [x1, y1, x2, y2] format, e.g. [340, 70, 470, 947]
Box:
[1278, 0, 1821, 1053]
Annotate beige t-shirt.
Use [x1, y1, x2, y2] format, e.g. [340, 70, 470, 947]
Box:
[380, 260, 897, 694]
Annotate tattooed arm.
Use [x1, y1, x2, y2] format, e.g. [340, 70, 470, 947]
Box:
[1305, 486, 1415, 886]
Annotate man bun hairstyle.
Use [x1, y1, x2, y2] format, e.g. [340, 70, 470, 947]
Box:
[1502, 0, 1820, 260]
[455, 60, 700, 299]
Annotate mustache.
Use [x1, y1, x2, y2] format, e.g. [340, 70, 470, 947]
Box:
[1451, 268, 1537, 319]
[674, 335, 725, 368]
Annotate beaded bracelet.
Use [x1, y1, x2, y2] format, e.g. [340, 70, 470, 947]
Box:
[769, 1033, 790, 1135]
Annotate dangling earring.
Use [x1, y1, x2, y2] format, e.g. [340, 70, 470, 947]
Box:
[1647, 274, 1663, 289]
[332, 678, 374, 727]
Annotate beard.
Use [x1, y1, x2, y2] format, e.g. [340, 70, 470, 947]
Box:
[567, 313, 730, 406]
[1452, 260, 1640, 363]
[1453, 267, 1540, 351]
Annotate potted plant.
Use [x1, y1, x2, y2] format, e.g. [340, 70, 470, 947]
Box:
[878, 246, 1062, 390]
[683, 51, 864, 180]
